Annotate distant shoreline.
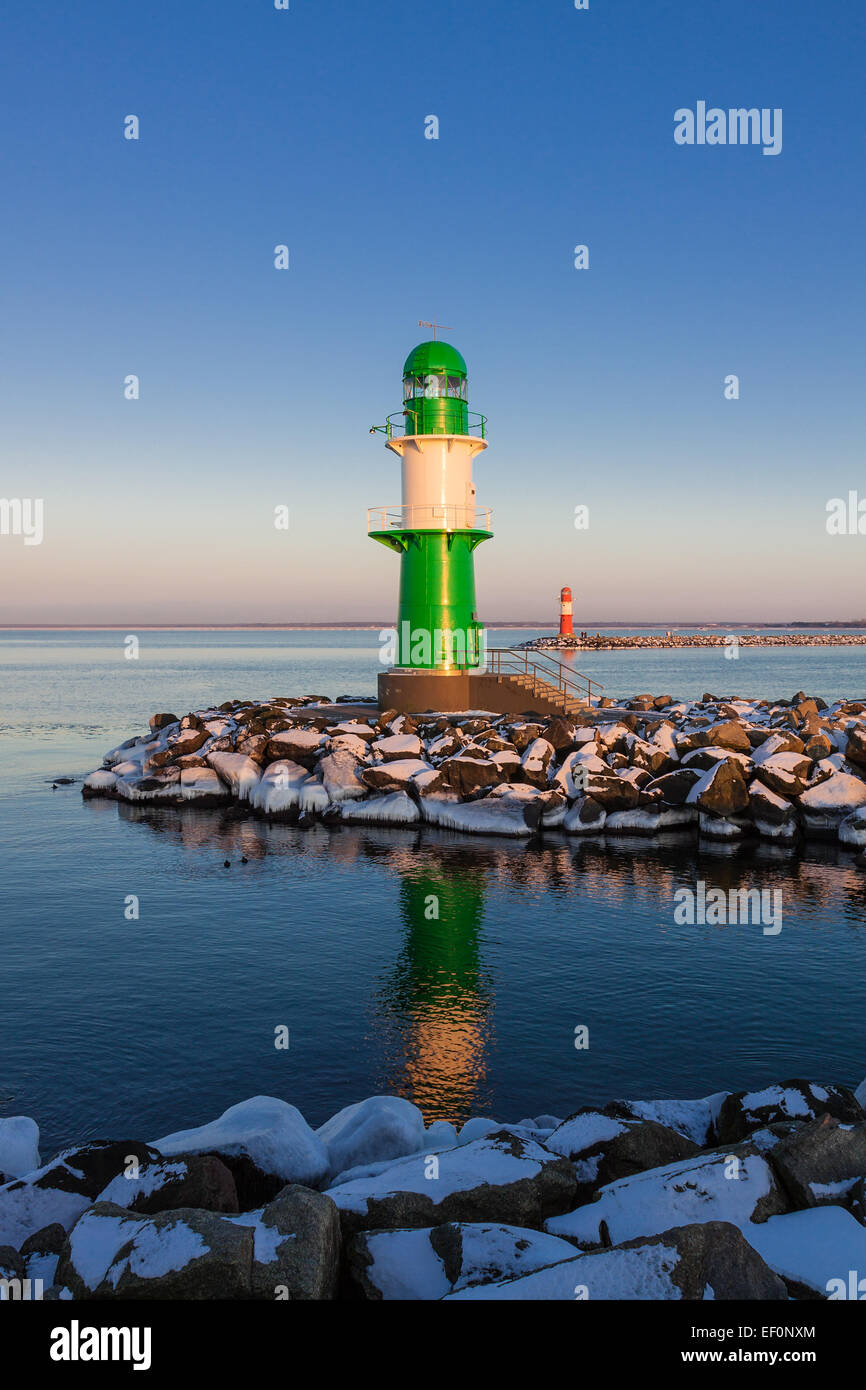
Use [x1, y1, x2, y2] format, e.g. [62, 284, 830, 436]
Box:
[2, 622, 866, 633]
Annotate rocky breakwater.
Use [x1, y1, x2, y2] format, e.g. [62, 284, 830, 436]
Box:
[82, 691, 866, 853]
[518, 632, 866, 652]
[3, 1077, 866, 1299]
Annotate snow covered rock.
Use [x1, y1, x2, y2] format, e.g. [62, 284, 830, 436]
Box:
[763, 1115, 866, 1213]
[562, 796, 606, 834]
[263, 728, 326, 766]
[178, 766, 226, 801]
[545, 1147, 787, 1250]
[372, 733, 424, 762]
[205, 752, 261, 801]
[610, 1093, 729, 1148]
[0, 1117, 40, 1180]
[82, 769, 119, 795]
[754, 752, 811, 797]
[839, 806, 866, 847]
[742, 1206, 866, 1299]
[226, 1185, 341, 1299]
[339, 791, 420, 825]
[95, 1155, 239, 1216]
[716, 1080, 863, 1144]
[436, 754, 502, 797]
[446, 1221, 786, 1301]
[360, 758, 432, 792]
[317, 1096, 427, 1182]
[150, 1097, 329, 1204]
[318, 749, 367, 802]
[326, 1131, 576, 1237]
[544, 1109, 699, 1198]
[249, 759, 309, 814]
[798, 773, 866, 829]
[347, 1221, 578, 1300]
[0, 1140, 162, 1250]
[686, 760, 749, 816]
[520, 738, 555, 788]
[57, 1202, 253, 1300]
[419, 796, 533, 837]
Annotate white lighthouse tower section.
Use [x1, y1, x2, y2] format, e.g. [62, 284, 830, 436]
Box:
[386, 434, 488, 530]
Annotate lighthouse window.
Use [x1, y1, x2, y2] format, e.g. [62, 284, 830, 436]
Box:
[423, 374, 445, 399]
[446, 376, 462, 397]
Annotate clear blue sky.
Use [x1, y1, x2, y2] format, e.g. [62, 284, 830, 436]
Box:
[2, 0, 864, 623]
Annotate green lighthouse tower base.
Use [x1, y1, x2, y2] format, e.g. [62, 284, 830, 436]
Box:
[369, 337, 493, 706]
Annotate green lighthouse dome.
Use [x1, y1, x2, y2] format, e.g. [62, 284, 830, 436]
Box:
[402, 340, 469, 435]
[402, 340, 467, 378]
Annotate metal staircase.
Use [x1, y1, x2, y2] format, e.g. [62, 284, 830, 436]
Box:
[485, 648, 603, 716]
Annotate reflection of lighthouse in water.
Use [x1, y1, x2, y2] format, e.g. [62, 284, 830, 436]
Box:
[374, 862, 493, 1123]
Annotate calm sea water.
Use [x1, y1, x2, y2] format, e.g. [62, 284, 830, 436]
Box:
[1, 629, 865, 1156]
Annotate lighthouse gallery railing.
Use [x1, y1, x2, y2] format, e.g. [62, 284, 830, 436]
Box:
[367, 505, 493, 533]
[370, 412, 488, 440]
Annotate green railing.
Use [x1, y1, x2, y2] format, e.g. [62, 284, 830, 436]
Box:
[485, 647, 604, 705]
[369, 411, 487, 440]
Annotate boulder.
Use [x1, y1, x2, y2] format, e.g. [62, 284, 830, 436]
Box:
[543, 719, 577, 753]
[764, 1115, 866, 1213]
[150, 1097, 329, 1206]
[372, 734, 425, 762]
[435, 755, 502, 797]
[57, 1202, 253, 1300]
[584, 773, 640, 812]
[519, 738, 555, 788]
[149, 713, 179, 732]
[360, 758, 433, 792]
[318, 749, 367, 802]
[346, 1221, 578, 1300]
[326, 1131, 576, 1237]
[446, 1221, 786, 1301]
[0, 1140, 162, 1250]
[755, 752, 811, 797]
[507, 722, 545, 752]
[686, 760, 749, 816]
[645, 768, 702, 805]
[229, 1185, 341, 1299]
[95, 1154, 239, 1216]
[0, 1117, 40, 1180]
[798, 773, 866, 827]
[746, 778, 795, 826]
[546, 1146, 787, 1249]
[716, 1080, 863, 1144]
[316, 1097, 427, 1183]
[205, 752, 261, 800]
[606, 1094, 729, 1148]
[544, 1110, 700, 1199]
[263, 728, 326, 767]
[562, 796, 606, 833]
[845, 727, 866, 769]
[690, 721, 752, 754]
[743, 1206, 866, 1299]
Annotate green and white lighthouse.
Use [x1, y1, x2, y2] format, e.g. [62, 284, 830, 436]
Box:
[369, 335, 492, 684]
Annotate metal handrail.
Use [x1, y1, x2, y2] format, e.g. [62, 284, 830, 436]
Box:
[368, 504, 493, 533]
[369, 411, 487, 441]
[485, 647, 604, 705]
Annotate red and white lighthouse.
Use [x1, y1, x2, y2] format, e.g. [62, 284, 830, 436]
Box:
[559, 586, 574, 637]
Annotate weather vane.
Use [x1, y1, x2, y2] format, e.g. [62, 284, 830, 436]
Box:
[418, 319, 452, 341]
